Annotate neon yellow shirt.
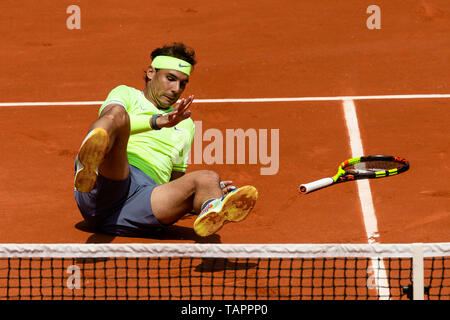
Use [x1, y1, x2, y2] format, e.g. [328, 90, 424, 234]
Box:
[99, 85, 195, 184]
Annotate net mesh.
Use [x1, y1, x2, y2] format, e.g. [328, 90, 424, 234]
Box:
[0, 243, 448, 300]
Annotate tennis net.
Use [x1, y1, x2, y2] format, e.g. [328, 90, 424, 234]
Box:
[0, 243, 449, 300]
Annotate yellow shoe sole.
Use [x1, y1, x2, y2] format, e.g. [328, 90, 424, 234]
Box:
[194, 185, 258, 237]
[74, 128, 109, 193]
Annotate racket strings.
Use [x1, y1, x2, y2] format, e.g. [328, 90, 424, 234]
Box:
[347, 161, 402, 171]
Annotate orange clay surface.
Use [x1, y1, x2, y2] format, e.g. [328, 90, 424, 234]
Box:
[0, 0, 449, 244]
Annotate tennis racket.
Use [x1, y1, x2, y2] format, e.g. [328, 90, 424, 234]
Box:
[299, 155, 409, 194]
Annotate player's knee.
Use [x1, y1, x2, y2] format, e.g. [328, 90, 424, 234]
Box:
[102, 105, 130, 132]
[195, 170, 220, 186]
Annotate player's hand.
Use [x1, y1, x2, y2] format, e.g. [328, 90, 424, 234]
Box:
[157, 95, 194, 128]
[220, 181, 237, 195]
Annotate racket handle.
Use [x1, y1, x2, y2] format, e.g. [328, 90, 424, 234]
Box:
[299, 177, 334, 194]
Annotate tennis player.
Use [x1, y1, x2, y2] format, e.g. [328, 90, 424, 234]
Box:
[74, 43, 258, 237]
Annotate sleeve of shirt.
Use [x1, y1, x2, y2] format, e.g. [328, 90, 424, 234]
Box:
[172, 122, 195, 172]
[98, 85, 132, 116]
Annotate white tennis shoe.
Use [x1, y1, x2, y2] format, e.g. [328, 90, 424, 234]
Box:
[194, 185, 258, 237]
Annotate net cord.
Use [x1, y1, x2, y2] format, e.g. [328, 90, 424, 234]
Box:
[0, 243, 449, 258]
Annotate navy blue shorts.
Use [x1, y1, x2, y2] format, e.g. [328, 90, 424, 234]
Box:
[74, 164, 163, 236]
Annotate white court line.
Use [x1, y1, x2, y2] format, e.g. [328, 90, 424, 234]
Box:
[342, 100, 379, 242]
[189, 93, 450, 103]
[342, 99, 390, 300]
[0, 101, 105, 107]
[1, 93, 450, 107]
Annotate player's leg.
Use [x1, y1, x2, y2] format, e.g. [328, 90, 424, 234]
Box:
[150, 170, 223, 224]
[151, 170, 258, 236]
[75, 104, 130, 192]
[93, 105, 130, 180]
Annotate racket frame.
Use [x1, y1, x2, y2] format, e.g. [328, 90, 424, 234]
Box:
[300, 155, 409, 194]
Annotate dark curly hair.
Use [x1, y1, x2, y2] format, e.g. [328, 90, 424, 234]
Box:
[144, 42, 197, 83]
